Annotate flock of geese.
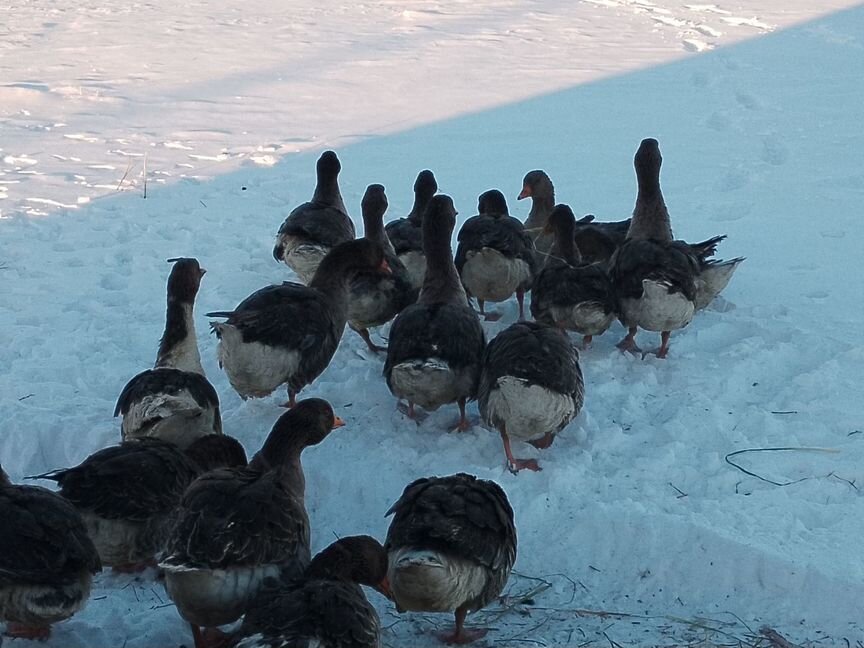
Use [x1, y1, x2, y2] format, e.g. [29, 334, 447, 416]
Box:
[0, 138, 742, 647]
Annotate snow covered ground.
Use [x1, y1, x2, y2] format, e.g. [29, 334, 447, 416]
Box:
[2, 0, 863, 646]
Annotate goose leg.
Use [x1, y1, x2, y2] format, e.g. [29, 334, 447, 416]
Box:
[357, 328, 387, 353]
[643, 331, 671, 359]
[616, 327, 641, 355]
[582, 334, 593, 349]
[454, 398, 471, 432]
[5, 623, 51, 640]
[478, 299, 502, 322]
[436, 605, 489, 644]
[499, 425, 540, 473]
[397, 401, 428, 424]
[280, 389, 298, 409]
[516, 289, 526, 321]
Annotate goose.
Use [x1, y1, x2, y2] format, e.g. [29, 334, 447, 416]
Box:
[385, 473, 516, 644]
[236, 536, 391, 648]
[209, 239, 389, 407]
[529, 205, 617, 348]
[347, 184, 418, 353]
[0, 463, 101, 640]
[115, 257, 221, 449]
[611, 138, 742, 357]
[455, 189, 536, 321]
[32, 436, 247, 573]
[385, 169, 438, 289]
[517, 170, 630, 265]
[623, 138, 744, 311]
[384, 195, 486, 431]
[160, 399, 344, 648]
[478, 321, 584, 472]
[273, 150, 356, 284]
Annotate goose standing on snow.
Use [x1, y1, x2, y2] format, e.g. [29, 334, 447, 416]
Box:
[385, 473, 516, 644]
[235, 536, 391, 648]
[161, 399, 344, 648]
[208, 239, 390, 407]
[517, 170, 630, 265]
[32, 436, 247, 573]
[478, 321, 584, 473]
[385, 169, 438, 290]
[455, 189, 536, 321]
[611, 138, 743, 357]
[347, 184, 418, 353]
[530, 204, 617, 348]
[115, 258, 222, 449]
[384, 195, 486, 431]
[623, 138, 743, 311]
[0, 463, 101, 640]
[517, 169, 556, 260]
[273, 150, 356, 284]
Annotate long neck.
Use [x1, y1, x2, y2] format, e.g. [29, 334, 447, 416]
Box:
[627, 173, 672, 241]
[313, 175, 347, 214]
[419, 235, 466, 305]
[552, 225, 581, 265]
[524, 190, 555, 229]
[155, 300, 204, 374]
[408, 192, 433, 226]
[309, 261, 352, 324]
[250, 450, 306, 495]
[363, 214, 394, 255]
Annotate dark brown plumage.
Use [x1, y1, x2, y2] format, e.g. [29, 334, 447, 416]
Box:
[161, 399, 344, 645]
[478, 321, 584, 472]
[385, 170, 438, 289]
[348, 184, 418, 353]
[33, 436, 247, 571]
[273, 150, 356, 284]
[530, 204, 617, 348]
[237, 536, 389, 648]
[115, 257, 222, 448]
[385, 473, 516, 644]
[209, 238, 389, 406]
[0, 464, 101, 639]
[384, 196, 486, 430]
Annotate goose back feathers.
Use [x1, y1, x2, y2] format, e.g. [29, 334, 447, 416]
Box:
[273, 150, 356, 284]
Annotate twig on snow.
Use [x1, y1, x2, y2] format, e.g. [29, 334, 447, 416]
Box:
[759, 626, 802, 648]
[668, 482, 688, 498]
[116, 159, 134, 191]
[725, 446, 839, 487]
[603, 631, 624, 648]
[828, 471, 859, 490]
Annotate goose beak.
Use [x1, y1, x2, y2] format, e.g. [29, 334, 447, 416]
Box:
[200, 268, 207, 277]
[517, 185, 531, 200]
[332, 416, 347, 429]
[379, 259, 392, 274]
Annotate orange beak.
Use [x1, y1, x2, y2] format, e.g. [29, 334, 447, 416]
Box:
[379, 259, 392, 274]
[376, 576, 393, 600]
[332, 416, 346, 429]
[517, 185, 531, 200]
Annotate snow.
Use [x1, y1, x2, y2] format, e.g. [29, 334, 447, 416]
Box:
[1, 0, 863, 646]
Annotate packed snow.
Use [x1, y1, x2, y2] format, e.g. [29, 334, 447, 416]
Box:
[1, 0, 863, 646]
